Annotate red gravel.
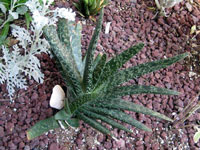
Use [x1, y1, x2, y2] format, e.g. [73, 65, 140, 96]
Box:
[0, 0, 200, 149]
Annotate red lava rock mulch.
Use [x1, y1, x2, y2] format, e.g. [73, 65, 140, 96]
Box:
[0, 0, 200, 149]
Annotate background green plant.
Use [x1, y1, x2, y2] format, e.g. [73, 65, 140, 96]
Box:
[155, 0, 183, 16]
[73, 0, 109, 19]
[26, 9, 188, 140]
[172, 92, 200, 144]
[0, 0, 32, 46]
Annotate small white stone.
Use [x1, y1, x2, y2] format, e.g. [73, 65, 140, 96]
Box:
[50, 85, 65, 109]
[189, 71, 197, 78]
[186, 2, 193, 12]
[105, 22, 111, 34]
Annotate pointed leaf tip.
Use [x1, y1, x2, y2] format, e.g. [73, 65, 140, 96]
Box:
[26, 131, 31, 141]
[26, 116, 59, 140]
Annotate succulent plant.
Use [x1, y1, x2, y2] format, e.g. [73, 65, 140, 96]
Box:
[26, 9, 188, 140]
[73, 0, 109, 18]
[155, 0, 183, 16]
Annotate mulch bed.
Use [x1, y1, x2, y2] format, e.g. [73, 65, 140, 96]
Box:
[0, 0, 200, 149]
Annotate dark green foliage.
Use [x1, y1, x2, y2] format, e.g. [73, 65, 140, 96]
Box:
[44, 22, 82, 97]
[91, 98, 173, 121]
[73, 0, 109, 18]
[96, 43, 144, 87]
[79, 108, 133, 133]
[26, 116, 59, 140]
[83, 8, 104, 92]
[55, 109, 71, 120]
[92, 53, 103, 72]
[0, 0, 31, 45]
[106, 53, 188, 89]
[93, 53, 106, 84]
[76, 110, 113, 136]
[27, 8, 189, 140]
[106, 85, 180, 98]
[84, 106, 152, 132]
[24, 12, 32, 29]
[69, 92, 99, 114]
[57, 20, 83, 76]
[0, 22, 9, 46]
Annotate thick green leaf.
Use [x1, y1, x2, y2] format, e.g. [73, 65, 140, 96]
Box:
[66, 118, 80, 128]
[92, 53, 102, 71]
[95, 44, 144, 88]
[49, 52, 77, 100]
[57, 19, 84, 76]
[91, 0, 101, 15]
[76, 110, 113, 136]
[27, 116, 59, 140]
[83, 0, 90, 17]
[107, 85, 180, 98]
[93, 98, 173, 122]
[64, 97, 72, 114]
[74, 0, 108, 17]
[91, 0, 97, 10]
[54, 109, 79, 128]
[91, 0, 108, 16]
[80, 108, 133, 133]
[0, 22, 9, 46]
[55, 109, 71, 120]
[69, 92, 99, 114]
[84, 0, 89, 5]
[25, 12, 32, 29]
[43, 25, 82, 96]
[84, 106, 152, 132]
[93, 53, 106, 84]
[96, 43, 144, 86]
[107, 53, 189, 89]
[83, 8, 104, 92]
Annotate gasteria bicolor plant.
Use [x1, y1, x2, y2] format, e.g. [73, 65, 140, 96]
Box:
[26, 9, 189, 140]
[73, 0, 109, 19]
[0, 0, 76, 98]
[155, 0, 183, 16]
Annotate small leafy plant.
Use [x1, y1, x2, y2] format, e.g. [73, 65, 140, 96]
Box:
[0, 0, 76, 98]
[172, 92, 200, 144]
[73, 0, 109, 19]
[155, 0, 183, 16]
[27, 9, 188, 140]
[0, 0, 31, 45]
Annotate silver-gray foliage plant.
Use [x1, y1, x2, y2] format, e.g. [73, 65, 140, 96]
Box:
[0, 0, 76, 98]
[155, 0, 183, 16]
[0, 25, 49, 97]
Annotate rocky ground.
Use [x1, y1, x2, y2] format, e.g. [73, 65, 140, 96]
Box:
[0, 0, 200, 149]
